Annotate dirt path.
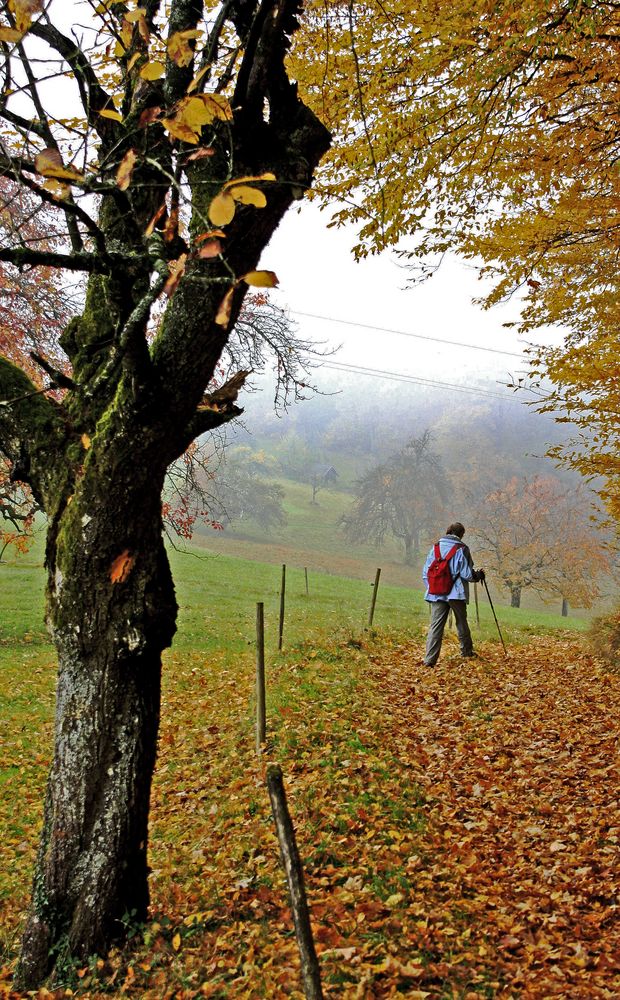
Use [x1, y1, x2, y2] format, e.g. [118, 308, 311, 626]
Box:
[375, 635, 620, 998]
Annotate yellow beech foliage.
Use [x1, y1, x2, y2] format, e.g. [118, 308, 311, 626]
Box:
[290, 0, 620, 523]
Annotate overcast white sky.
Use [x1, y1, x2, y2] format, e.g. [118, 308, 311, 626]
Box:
[263, 202, 561, 398]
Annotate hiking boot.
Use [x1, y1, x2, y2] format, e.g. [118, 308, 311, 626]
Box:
[461, 652, 478, 659]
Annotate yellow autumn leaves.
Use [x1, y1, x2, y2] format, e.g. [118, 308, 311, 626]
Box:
[208, 174, 276, 226]
[0, 0, 42, 42]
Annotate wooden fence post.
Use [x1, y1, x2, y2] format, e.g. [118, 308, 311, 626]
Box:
[278, 563, 286, 651]
[267, 765, 324, 1000]
[256, 602, 266, 754]
[368, 568, 381, 627]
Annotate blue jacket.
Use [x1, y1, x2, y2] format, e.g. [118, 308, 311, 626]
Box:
[422, 534, 477, 603]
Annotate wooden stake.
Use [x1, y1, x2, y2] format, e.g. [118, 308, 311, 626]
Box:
[278, 563, 286, 651]
[255, 602, 266, 754]
[267, 765, 324, 1000]
[304, 566, 309, 597]
[368, 568, 381, 627]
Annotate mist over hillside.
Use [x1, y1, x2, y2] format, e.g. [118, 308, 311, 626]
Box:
[226, 367, 578, 489]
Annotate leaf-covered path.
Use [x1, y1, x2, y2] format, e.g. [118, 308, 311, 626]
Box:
[375, 636, 620, 998]
[2, 631, 620, 998]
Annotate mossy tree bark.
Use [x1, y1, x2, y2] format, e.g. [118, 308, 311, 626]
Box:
[0, 0, 330, 988]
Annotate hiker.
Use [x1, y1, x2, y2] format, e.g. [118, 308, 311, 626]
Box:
[422, 521, 485, 667]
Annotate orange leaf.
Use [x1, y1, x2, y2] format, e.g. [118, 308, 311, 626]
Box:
[194, 229, 225, 243]
[110, 550, 135, 584]
[116, 148, 137, 191]
[215, 286, 235, 327]
[162, 204, 179, 243]
[138, 106, 162, 128]
[145, 201, 167, 237]
[34, 148, 83, 182]
[185, 146, 215, 161]
[197, 239, 222, 259]
[163, 253, 187, 298]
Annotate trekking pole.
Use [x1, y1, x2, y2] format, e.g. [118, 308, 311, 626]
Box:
[482, 578, 508, 656]
[474, 582, 480, 628]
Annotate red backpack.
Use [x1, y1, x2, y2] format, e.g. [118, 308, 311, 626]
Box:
[427, 542, 462, 596]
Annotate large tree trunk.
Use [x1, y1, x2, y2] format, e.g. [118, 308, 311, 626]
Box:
[510, 586, 522, 608]
[18, 461, 177, 988]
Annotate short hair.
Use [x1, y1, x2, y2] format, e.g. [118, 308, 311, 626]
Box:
[446, 522, 465, 538]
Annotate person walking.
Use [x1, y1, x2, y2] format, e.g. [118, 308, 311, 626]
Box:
[422, 521, 485, 667]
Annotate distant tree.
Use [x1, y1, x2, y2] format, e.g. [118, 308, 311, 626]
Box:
[0, 460, 37, 561]
[471, 476, 612, 609]
[341, 431, 449, 565]
[204, 446, 286, 533]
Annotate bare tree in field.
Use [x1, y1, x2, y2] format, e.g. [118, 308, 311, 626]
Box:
[341, 431, 449, 565]
[0, 0, 329, 987]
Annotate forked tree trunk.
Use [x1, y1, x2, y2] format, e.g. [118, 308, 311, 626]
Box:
[18, 469, 177, 988]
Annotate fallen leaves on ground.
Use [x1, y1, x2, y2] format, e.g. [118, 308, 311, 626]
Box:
[1, 630, 619, 998]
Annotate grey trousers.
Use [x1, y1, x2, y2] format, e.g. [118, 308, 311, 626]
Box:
[424, 599, 474, 666]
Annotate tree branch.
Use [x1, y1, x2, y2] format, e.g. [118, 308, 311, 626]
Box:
[28, 18, 117, 131]
[184, 401, 243, 442]
[0, 245, 133, 272]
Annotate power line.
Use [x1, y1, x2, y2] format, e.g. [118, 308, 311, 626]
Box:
[319, 359, 518, 402]
[292, 309, 525, 359]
